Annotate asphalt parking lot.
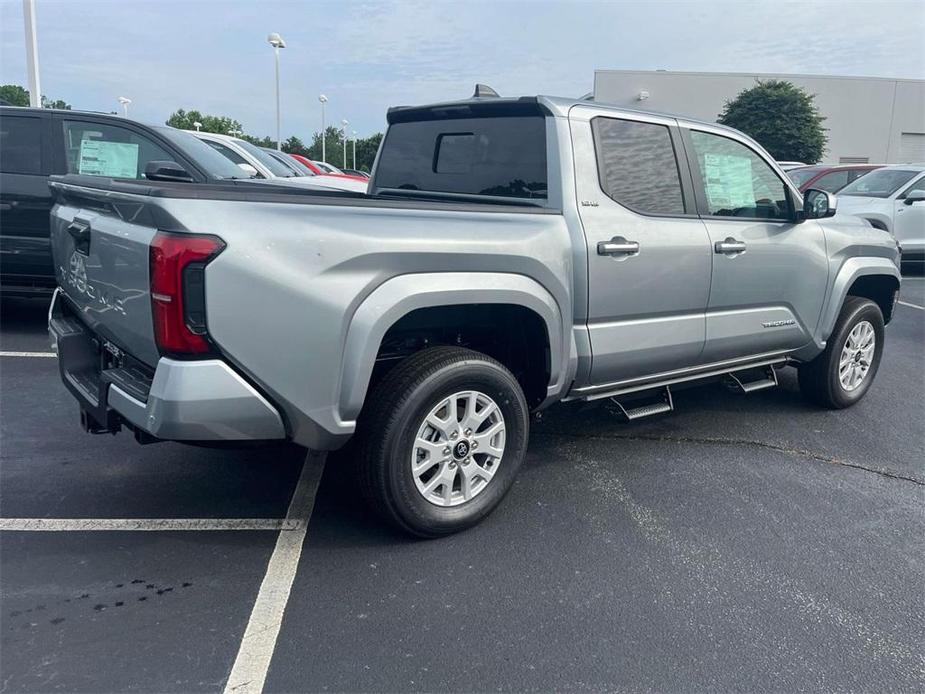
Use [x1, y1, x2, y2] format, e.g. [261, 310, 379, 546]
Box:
[1, 281, 923, 693]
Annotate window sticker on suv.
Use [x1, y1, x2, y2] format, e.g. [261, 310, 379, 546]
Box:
[703, 153, 755, 210]
[78, 139, 139, 178]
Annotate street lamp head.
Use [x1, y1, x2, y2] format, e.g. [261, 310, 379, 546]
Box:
[192, 121, 202, 131]
[267, 33, 286, 49]
[342, 119, 349, 127]
[318, 94, 328, 104]
[117, 96, 131, 105]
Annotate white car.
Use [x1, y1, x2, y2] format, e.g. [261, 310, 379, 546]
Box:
[188, 131, 367, 193]
[835, 164, 925, 269]
[777, 160, 809, 171]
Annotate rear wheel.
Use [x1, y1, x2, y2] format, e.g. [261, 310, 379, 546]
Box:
[799, 296, 884, 408]
[356, 347, 529, 537]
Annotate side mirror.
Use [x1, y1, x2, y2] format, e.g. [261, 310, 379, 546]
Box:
[237, 163, 260, 178]
[144, 161, 194, 183]
[903, 190, 925, 205]
[803, 188, 837, 219]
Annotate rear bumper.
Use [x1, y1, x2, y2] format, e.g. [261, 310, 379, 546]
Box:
[49, 289, 285, 442]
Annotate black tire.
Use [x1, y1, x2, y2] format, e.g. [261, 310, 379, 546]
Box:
[798, 296, 884, 409]
[356, 346, 529, 537]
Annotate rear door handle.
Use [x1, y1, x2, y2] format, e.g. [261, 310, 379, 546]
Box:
[715, 237, 747, 254]
[597, 236, 640, 256]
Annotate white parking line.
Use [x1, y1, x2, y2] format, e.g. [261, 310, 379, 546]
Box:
[0, 518, 297, 532]
[224, 451, 326, 694]
[897, 300, 924, 310]
[0, 351, 56, 358]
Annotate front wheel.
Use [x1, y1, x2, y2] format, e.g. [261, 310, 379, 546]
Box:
[356, 347, 529, 537]
[799, 296, 884, 408]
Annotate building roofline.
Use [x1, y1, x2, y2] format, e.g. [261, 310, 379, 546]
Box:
[593, 69, 925, 84]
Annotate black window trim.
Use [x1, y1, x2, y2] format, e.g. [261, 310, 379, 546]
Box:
[590, 115, 697, 219]
[680, 126, 799, 224]
[0, 112, 46, 176]
[52, 113, 209, 183]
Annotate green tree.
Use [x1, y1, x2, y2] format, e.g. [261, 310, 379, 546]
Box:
[0, 84, 71, 109]
[282, 135, 309, 156]
[41, 97, 71, 110]
[353, 132, 383, 172]
[0, 84, 30, 106]
[717, 80, 827, 163]
[304, 127, 382, 171]
[166, 108, 243, 135]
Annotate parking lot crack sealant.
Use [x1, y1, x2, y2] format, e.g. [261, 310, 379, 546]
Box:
[535, 430, 925, 486]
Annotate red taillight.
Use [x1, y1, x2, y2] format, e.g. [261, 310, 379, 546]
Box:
[150, 231, 225, 355]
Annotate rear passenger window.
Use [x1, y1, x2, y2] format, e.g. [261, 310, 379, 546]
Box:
[0, 115, 42, 175]
[62, 121, 173, 179]
[813, 170, 850, 192]
[592, 117, 685, 216]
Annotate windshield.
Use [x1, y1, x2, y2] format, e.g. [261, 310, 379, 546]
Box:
[278, 154, 315, 176]
[314, 161, 343, 174]
[787, 167, 822, 187]
[263, 148, 311, 177]
[838, 169, 920, 198]
[153, 127, 252, 180]
[234, 139, 297, 177]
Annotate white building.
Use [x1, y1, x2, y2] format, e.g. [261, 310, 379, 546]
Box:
[593, 70, 925, 165]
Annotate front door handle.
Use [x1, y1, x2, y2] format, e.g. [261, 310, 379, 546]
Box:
[715, 237, 747, 254]
[597, 236, 640, 256]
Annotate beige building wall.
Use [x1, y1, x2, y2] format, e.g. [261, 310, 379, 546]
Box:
[593, 70, 925, 165]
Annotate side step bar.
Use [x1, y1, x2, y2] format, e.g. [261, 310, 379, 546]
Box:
[610, 387, 674, 421]
[725, 365, 779, 393]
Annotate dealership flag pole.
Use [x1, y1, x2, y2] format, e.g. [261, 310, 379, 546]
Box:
[23, 0, 41, 107]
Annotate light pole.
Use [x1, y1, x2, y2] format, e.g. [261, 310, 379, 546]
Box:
[22, 0, 41, 107]
[318, 94, 328, 162]
[193, 121, 202, 132]
[267, 33, 286, 150]
[117, 96, 131, 117]
[352, 130, 357, 170]
[341, 119, 349, 169]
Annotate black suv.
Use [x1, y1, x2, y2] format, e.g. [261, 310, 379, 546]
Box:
[0, 107, 250, 296]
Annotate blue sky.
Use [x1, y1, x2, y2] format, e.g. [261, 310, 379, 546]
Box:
[2, 0, 923, 141]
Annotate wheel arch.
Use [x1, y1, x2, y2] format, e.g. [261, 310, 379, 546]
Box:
[818, 259, 900, 344]
[339, 272, 570, 423]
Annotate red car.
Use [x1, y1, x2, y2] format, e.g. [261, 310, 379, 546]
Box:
[288, 153, 367, 182]
[787, 164, 881, 193]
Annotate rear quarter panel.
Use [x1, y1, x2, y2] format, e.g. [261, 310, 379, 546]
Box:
[160, 197, 576, 447]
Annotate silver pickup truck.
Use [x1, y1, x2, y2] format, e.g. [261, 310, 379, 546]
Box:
[48, 92, 901, 536]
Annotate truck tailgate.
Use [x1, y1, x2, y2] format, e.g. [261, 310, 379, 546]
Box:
[50, 183, 161, 367]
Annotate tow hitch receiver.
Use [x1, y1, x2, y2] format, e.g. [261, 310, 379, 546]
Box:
[80, 408, 121, 435]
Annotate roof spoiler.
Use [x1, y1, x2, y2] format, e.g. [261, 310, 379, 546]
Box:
[472, 84, 500, 98]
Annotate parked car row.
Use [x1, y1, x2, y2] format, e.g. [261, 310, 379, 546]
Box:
[188, 131, 367, 193]
[0, 106, 368, 295]
[787, 164, 881, 192]
[1, 103, 921, 300]
[835, 165, 925, 269]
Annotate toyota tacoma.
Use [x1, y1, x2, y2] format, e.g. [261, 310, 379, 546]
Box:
[47, 89, 901, 536]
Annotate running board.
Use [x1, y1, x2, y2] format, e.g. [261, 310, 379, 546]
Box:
[566, 354, 789, 402]
[725, 365, 779, 393]
[610, 387, 674, 421]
